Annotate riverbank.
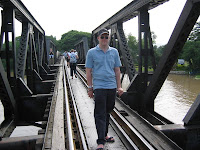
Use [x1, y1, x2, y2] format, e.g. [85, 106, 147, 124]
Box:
[169, 71, 187, 75]
[195, 75, 200, 80]
[169, 71, 200, 80]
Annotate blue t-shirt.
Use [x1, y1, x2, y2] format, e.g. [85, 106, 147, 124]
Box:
[70, 52, 77, 63]
[85, 45, 121, 90]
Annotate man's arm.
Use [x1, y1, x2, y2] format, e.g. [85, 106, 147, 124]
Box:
[86, 68, 93, 98]
[114, 67, 123, 96]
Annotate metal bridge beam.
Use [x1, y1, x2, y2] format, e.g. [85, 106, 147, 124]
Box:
[0, 60, 16, 120]
[74, 37, 89, 64]
[144, 0, 200, 112]
[91, 0, 168, 85]
[111, 22, 136, 81]
[92, 0, 168, 34]
[0, 135, 44, 150]
[3, 0, 45, 35]
[0, 5, 17, 123]
[0, 0, 57, 138]
[138, 6, 156, 75]
[183, 94, 200, 125]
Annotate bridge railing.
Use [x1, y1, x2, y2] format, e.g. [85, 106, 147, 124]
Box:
[0, 0, 58, 138]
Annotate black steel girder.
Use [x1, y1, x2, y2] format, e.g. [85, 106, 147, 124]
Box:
[144, 0, 200, 112]
[92, 0, 169, 34]
[0, 0, 57, 139]
[0, 0, 45, 34]
[91, 0, 168, 83]
[74, 37, 89, 64]
[111, 22, 136, 81]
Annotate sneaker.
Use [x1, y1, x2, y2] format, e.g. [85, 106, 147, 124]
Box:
[75, 74, 77, 78]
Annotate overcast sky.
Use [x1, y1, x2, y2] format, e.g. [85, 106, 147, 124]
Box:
[18, 0, 199, 46]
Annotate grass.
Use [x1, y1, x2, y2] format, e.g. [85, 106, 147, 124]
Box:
[195, 75, 200, 79]
[134, 66, 154, 72]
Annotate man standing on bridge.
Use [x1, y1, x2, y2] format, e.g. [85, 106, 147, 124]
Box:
[85, 28, 123, 150]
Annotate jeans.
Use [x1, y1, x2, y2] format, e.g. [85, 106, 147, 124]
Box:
[94, 89, 116, 145]
[70, 63, 77, 77]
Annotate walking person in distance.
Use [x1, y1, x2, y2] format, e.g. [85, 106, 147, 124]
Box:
[85, 28, 124, 150]
[49, 48, 54, 65]
[69, 49, 78, 79]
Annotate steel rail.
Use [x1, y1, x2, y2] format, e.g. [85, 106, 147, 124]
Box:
[76, 67, 88, 88]
[64, 61, 88, 150]
[110, 115, 139, 150]
[76, 65, 182, 149]
[111, 108, 155, 150]
[63, 62, 75, 150]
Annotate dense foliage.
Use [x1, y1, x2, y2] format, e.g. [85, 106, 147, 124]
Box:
[127, 33, 138, 64]
[142, 21, 200, 73]
[179, 22, 200, 73]
[46, 35, 58, 48]
[58, 30, 91, 53]
[126, 32, 159, 66]
[188, 22, 200, 41]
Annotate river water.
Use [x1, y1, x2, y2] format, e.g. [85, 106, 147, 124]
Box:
[122, 74, 200, 124]
[155, 74, 200, 124]
[0, 74, 200, 136]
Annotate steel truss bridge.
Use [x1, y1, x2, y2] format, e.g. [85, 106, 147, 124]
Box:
[0, 0, 200, 149]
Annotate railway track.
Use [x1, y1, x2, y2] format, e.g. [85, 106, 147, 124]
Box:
[42, 61, 88, 150]
[42, 59, 181, 150]
[76, 66, 155, 150]
[63, 62, 88, 150]
[75, 65, 182, 150]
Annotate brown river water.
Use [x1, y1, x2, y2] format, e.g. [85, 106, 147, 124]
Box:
[0, 74, 200, 136]
[122, 74, 200, 124]
[155, 74, 200, 124]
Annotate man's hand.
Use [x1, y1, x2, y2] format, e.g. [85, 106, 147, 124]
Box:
[88, 88, 94, 98]
[117, 87, 124, 97]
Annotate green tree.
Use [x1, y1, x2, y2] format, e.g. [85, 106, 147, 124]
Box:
[151, 31, 157, 45]
[179, 21, 200, 73]
[16, 36, 21, 54]
[154, 45, 166, 64]
[126, 32, 158, 66]
[188, 22, 200, 41]
[58, 30, 91, 53]
[180, 41, 200, 72]
[45, 35, 59, 49]
[127, 33, 138, 64]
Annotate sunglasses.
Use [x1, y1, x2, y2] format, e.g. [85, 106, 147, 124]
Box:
[100, 36, 109, 39]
